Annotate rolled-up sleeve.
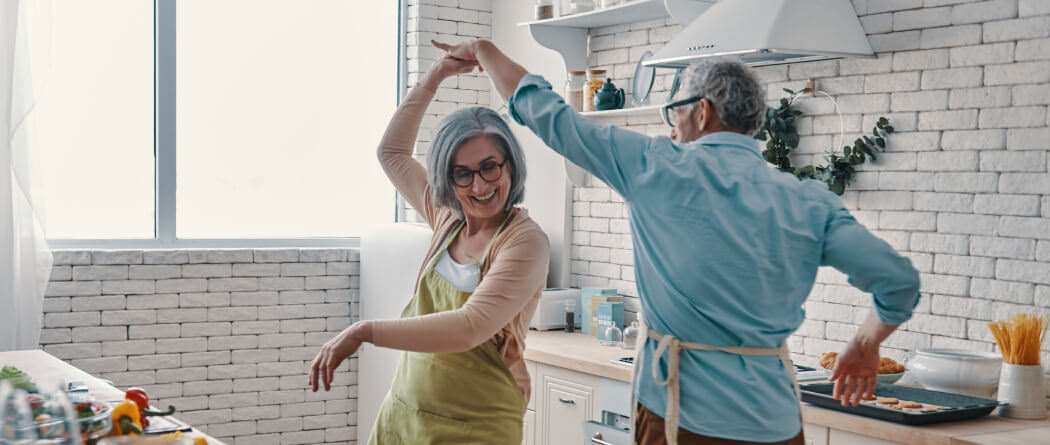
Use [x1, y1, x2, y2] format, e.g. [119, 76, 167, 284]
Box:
[821, 207, 921, 325]
[508, 74, 653, 199]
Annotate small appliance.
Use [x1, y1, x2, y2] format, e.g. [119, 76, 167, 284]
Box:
[530, 288, 582, 331]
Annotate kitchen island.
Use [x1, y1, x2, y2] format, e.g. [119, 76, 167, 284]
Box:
[524, 330, 1050, 445]
[0, 350, 224, 445]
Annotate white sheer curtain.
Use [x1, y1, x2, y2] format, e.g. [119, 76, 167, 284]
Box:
[1, 0, 53, 351]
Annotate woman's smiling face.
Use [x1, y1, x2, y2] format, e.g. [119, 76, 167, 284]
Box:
[450, 136, 511, 221]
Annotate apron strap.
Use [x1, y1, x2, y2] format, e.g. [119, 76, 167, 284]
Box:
[634, 323, 800, 445]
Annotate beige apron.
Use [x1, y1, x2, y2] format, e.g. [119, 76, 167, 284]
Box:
[630, 318, 801, 445]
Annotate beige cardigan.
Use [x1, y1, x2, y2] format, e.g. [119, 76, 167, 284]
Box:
[369, 83, 550, 400]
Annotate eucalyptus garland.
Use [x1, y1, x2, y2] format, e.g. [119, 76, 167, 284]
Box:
[754, 88, 895, 195]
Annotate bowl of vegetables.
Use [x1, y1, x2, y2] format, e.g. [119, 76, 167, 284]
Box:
[1, 366, 112, 444]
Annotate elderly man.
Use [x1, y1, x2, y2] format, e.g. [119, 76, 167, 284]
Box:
[435, 39, 921, 445]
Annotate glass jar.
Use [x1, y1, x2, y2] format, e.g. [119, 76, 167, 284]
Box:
[566, 0, 595, 15]
[565, 70, 587, 112]
[602, 324, 623, 347]
[621, 320, 639, 350]
[535, 0, 554, 20]
[583, 69, 606, 112]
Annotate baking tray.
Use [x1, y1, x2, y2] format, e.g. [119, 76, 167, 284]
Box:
[800, 383, 1002, 425]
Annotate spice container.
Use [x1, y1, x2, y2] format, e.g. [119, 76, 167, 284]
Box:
[535, 0, 554, 20]
[564, 301, 576, 333]
[565, 70, 586, 112]
[566, 0, 595, 15]
[583, 69, 606, 112]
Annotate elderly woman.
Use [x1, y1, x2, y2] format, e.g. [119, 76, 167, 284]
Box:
[307, 54, 549, 444]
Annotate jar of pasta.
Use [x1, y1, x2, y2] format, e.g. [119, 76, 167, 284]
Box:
[583, 69, 606, 112]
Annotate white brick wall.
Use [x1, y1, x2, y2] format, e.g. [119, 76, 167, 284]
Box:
[42, 249, 359, 445]
[567, 1, 1050, 381]
[402, 0, 494, 223]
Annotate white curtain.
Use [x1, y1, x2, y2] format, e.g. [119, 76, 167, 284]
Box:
[1, 0, 53, 351]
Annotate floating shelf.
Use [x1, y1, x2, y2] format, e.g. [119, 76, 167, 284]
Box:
[518, 0, 670, 29]
[580, 104, 662, 118]
[517, 0, 713, 71]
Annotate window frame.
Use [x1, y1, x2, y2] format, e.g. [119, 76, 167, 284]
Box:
[48, 0, 406, 249]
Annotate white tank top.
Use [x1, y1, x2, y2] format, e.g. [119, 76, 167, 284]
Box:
[434, 249, 480, 292]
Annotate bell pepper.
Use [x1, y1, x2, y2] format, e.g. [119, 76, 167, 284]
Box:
[124, 387, 176, 428]
[109, 399, 143, 436]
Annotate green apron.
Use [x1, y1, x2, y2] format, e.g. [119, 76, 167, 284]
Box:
[369, 220, 527, 445]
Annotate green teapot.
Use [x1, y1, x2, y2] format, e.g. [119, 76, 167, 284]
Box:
[594, 78, 625, 111]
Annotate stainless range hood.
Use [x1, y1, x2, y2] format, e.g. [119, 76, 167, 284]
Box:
[645, 0, 875, 68]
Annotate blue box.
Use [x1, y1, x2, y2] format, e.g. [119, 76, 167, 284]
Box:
[596, 302, 624, 342]
[580, 287, 618, 335]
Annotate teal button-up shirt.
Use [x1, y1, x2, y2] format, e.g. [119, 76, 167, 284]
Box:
[509, 74, 921, 442]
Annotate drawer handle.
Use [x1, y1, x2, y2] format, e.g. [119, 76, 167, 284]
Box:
[591, 432, 614, 445]
[558, 397, 576, 405]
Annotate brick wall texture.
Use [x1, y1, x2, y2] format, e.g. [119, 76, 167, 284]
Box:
[42, 249, 359, 445]
[567, 0, 1050, 375]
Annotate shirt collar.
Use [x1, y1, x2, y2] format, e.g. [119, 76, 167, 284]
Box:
[687, 131, 763, 160]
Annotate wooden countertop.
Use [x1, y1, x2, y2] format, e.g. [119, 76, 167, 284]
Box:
[524, 330, 1050, 445]
[524, 330, 633, 383]
[0, 350, 224, 445]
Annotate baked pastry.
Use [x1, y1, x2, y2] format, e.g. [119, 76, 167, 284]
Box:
[876, 397, 899, 405]
[819, 352, 838, 370]
[818, 352, 906, 374]
[878, 357, 906, 374]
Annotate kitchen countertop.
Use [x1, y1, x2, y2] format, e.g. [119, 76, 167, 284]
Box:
[0, 350, 225, 445]
[524, 330, 1050, 445]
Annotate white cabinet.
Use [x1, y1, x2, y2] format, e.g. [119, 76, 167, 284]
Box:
[528, 360, 539, 411]
[828, 429, 898, 445]
[530, 362, 604, 445]
[524, 409, 536, 445]
[803, 422, 829, 445]
[545, 380, 594, 445]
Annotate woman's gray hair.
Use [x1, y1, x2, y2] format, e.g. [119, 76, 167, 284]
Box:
[426, 106, 527, 216]
[681, 59, 767, 136]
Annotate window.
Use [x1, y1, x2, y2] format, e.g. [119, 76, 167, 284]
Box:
[30, 0, 155, 239]
[33, 0, 401, 245]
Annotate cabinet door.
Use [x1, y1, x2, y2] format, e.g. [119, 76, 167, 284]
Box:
[802, 423, 829, 445]
[527, 360, 538, 411]
[523, 409, 536, 445]
[828, 429, 899, 445]
[543, 379, 594, 445]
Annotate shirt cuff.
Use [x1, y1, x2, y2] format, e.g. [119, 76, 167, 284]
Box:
[507, 73, 553, 126]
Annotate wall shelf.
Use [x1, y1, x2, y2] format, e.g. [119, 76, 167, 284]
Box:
[518, 0, 670, 29]
[517, 0, 713, 71]
[580, 104, 662, 118]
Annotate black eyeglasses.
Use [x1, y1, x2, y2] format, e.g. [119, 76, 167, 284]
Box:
[661, 94, 705, 128]
[451, 159, 506, 187]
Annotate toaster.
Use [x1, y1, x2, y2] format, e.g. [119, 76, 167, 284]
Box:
[530, 288, 581, 331]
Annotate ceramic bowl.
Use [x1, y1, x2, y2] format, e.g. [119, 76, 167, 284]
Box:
[877, 372, 905, 384]
[907, 349, 1002, 398]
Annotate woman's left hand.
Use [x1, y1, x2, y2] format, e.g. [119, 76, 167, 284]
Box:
[309, 322, 370, 392]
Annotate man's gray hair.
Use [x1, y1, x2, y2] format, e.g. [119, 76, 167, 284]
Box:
[682, 59, 767, 136]
[427, 106, 527, 216]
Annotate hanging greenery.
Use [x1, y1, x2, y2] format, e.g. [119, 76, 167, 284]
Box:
[754, 88, 895, 195]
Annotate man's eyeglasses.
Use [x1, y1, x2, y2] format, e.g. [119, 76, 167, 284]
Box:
[451, 159, 506, 187]
[661, 94, 705, 128]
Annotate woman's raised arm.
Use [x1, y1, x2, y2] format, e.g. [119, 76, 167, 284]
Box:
[377, 56, 476, 226]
